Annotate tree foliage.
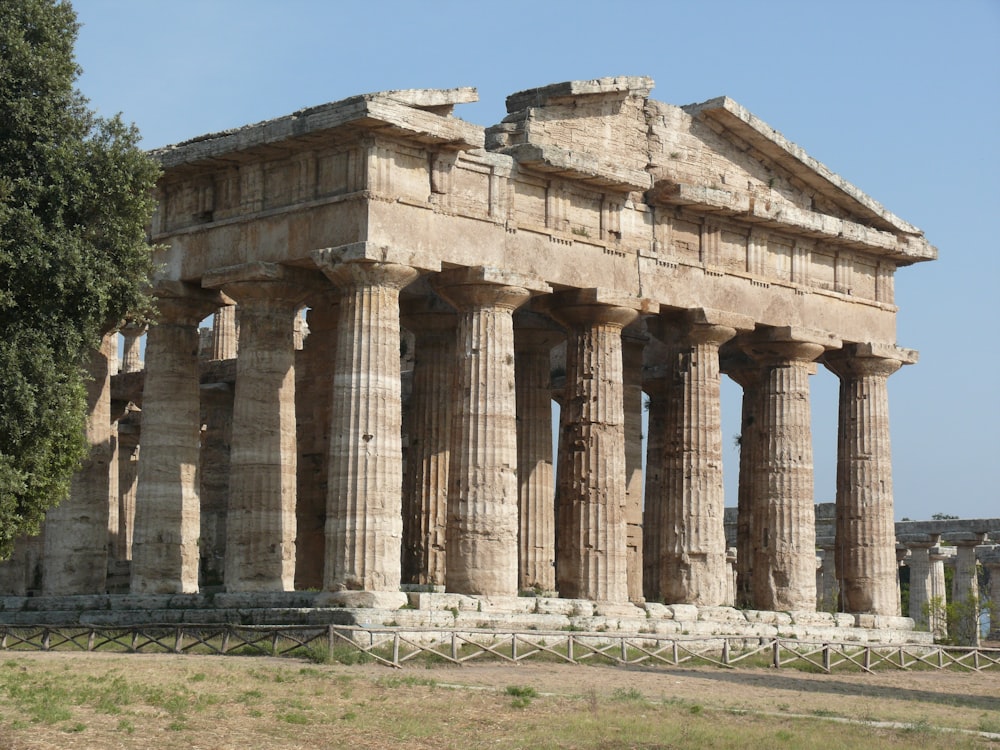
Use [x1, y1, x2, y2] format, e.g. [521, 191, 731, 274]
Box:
[0, 0, 159, 556]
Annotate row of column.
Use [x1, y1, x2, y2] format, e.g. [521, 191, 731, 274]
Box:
[45, 257, 914, 616]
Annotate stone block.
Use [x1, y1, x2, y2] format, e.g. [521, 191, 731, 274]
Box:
[314, 591, 408, 610]
[697, 606, 748, 623]
[533, 598, 594, 617]
[788, 611, 835, 626]
[666, 604, 699, 622]
[592, 602, 645, 618]
[641, 602, 672, 619]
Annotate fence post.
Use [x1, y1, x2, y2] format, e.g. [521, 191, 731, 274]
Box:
[721, 638, 730, 666]
[772, 639, 780, 669]
[822, 644, 830, 673]
[392, 633, 400, 666]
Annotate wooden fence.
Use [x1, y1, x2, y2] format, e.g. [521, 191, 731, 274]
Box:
[0, 624, 996, 674]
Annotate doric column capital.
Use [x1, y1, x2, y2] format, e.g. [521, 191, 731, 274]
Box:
[432, 266, 548, 312]
[823, 342, 916, 379]
[152, 281, 228, 325]
[739, 326, 838, 367]
[720, 349, 762, 389]
[542, 288, 652, 330]
[318, 259, 421, 293]
[202, 261, 321, 305]
[682, 308, 754, 345]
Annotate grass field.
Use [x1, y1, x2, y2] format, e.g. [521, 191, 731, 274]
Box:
[0, 651, 996, 748]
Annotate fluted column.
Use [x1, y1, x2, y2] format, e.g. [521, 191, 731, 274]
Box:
[817, 543, 839, 611]
[131, 284, 224, 593]
[203, 263, 315, 592]
[742, 329, 834, 611]
[928, 546, 950, 638]
[120, 323, 146, 373]
[905, 541, 932, 628]
[433, 268, 548, 596]
[983, 551, 1000, 641]
[952, 535, 986, 645]
[42, 332, 117, 594]
[316, 259, 419, 593]
[545, 290, 644, 603]
[622, 327, 647, 603]
[513, 311, 562, 593]
[641, 374, 670, 601]
[115, 410, 140, 561]
[294, 293, 339, 590]
[658, 311, 747, 606]
[400, 294, 456, 587]
[212, 303, 238, 360]
[825, 344, 912, 615]
[722, 351, 764, 608]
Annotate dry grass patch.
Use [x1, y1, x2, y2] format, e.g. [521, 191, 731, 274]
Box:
[0, 652, 995, 749]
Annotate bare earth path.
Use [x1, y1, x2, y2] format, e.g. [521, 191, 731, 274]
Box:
[0, 652, 996, 749]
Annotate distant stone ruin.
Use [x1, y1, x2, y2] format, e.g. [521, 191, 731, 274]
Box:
[1, 77, 961, 642]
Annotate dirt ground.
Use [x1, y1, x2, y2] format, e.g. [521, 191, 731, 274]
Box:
[0, 651, 996, 749]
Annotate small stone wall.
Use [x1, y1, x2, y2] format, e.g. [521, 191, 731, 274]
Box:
[0, 593, 931, 646]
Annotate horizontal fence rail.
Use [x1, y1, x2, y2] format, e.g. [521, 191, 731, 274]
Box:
[0, 624, 996, 674]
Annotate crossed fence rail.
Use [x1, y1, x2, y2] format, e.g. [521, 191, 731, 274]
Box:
[0, 624, 996, 674]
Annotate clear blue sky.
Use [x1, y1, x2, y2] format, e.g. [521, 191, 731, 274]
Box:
[71, 0, 999, 521]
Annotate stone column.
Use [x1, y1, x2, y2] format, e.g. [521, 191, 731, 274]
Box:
[895, 546, 908, 615]
[131, 284, 224, 593]
[824, 344, 913, 616]
[721, 348, 763, 609]
[817, 543, 839, 611]
[952, 534, 987, 645]
[513, 311, 562, 593]
[294, 292, 339, 590]
[433, 268, 549, 597]
[741, 328, 836, 612]
[212, 302, 238, 360]
[544, 289, 646, 603]
[115, 409, 140, 561]
[658, 310, 749, 606]
[120, 323, 146, 373]
[203, 263, 315, 592]
[928, 546, 950, 638]
[314, 257, 419, 597]
[905, 540, 934, 629]
[983, 549, 1000, 641]
[41, 331, 117, 595]
[641, 373, 670, 602]
[622, 326, 647, 603]
[198, 377, 233, 590]
[400, 293, 456, 587]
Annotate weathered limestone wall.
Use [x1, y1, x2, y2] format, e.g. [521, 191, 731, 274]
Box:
[0, 78, 947, 633]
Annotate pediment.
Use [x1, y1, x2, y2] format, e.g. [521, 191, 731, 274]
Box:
[647, 96, 934, 262]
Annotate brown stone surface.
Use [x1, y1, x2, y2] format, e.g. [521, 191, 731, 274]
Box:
[400, 294, 455, 587]
[825, 344, 910, 616]
[547, 291, 644, 603]
[319, 259, 419, 592]
[433, 268, 547, 596]
[40, 335, 116, 594]
[132, 285, 226, 594]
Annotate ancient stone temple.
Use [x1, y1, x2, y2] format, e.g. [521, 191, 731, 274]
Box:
[1, 77, 940, 625]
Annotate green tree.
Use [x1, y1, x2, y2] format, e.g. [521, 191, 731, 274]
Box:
[0, 0, 158, 556]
